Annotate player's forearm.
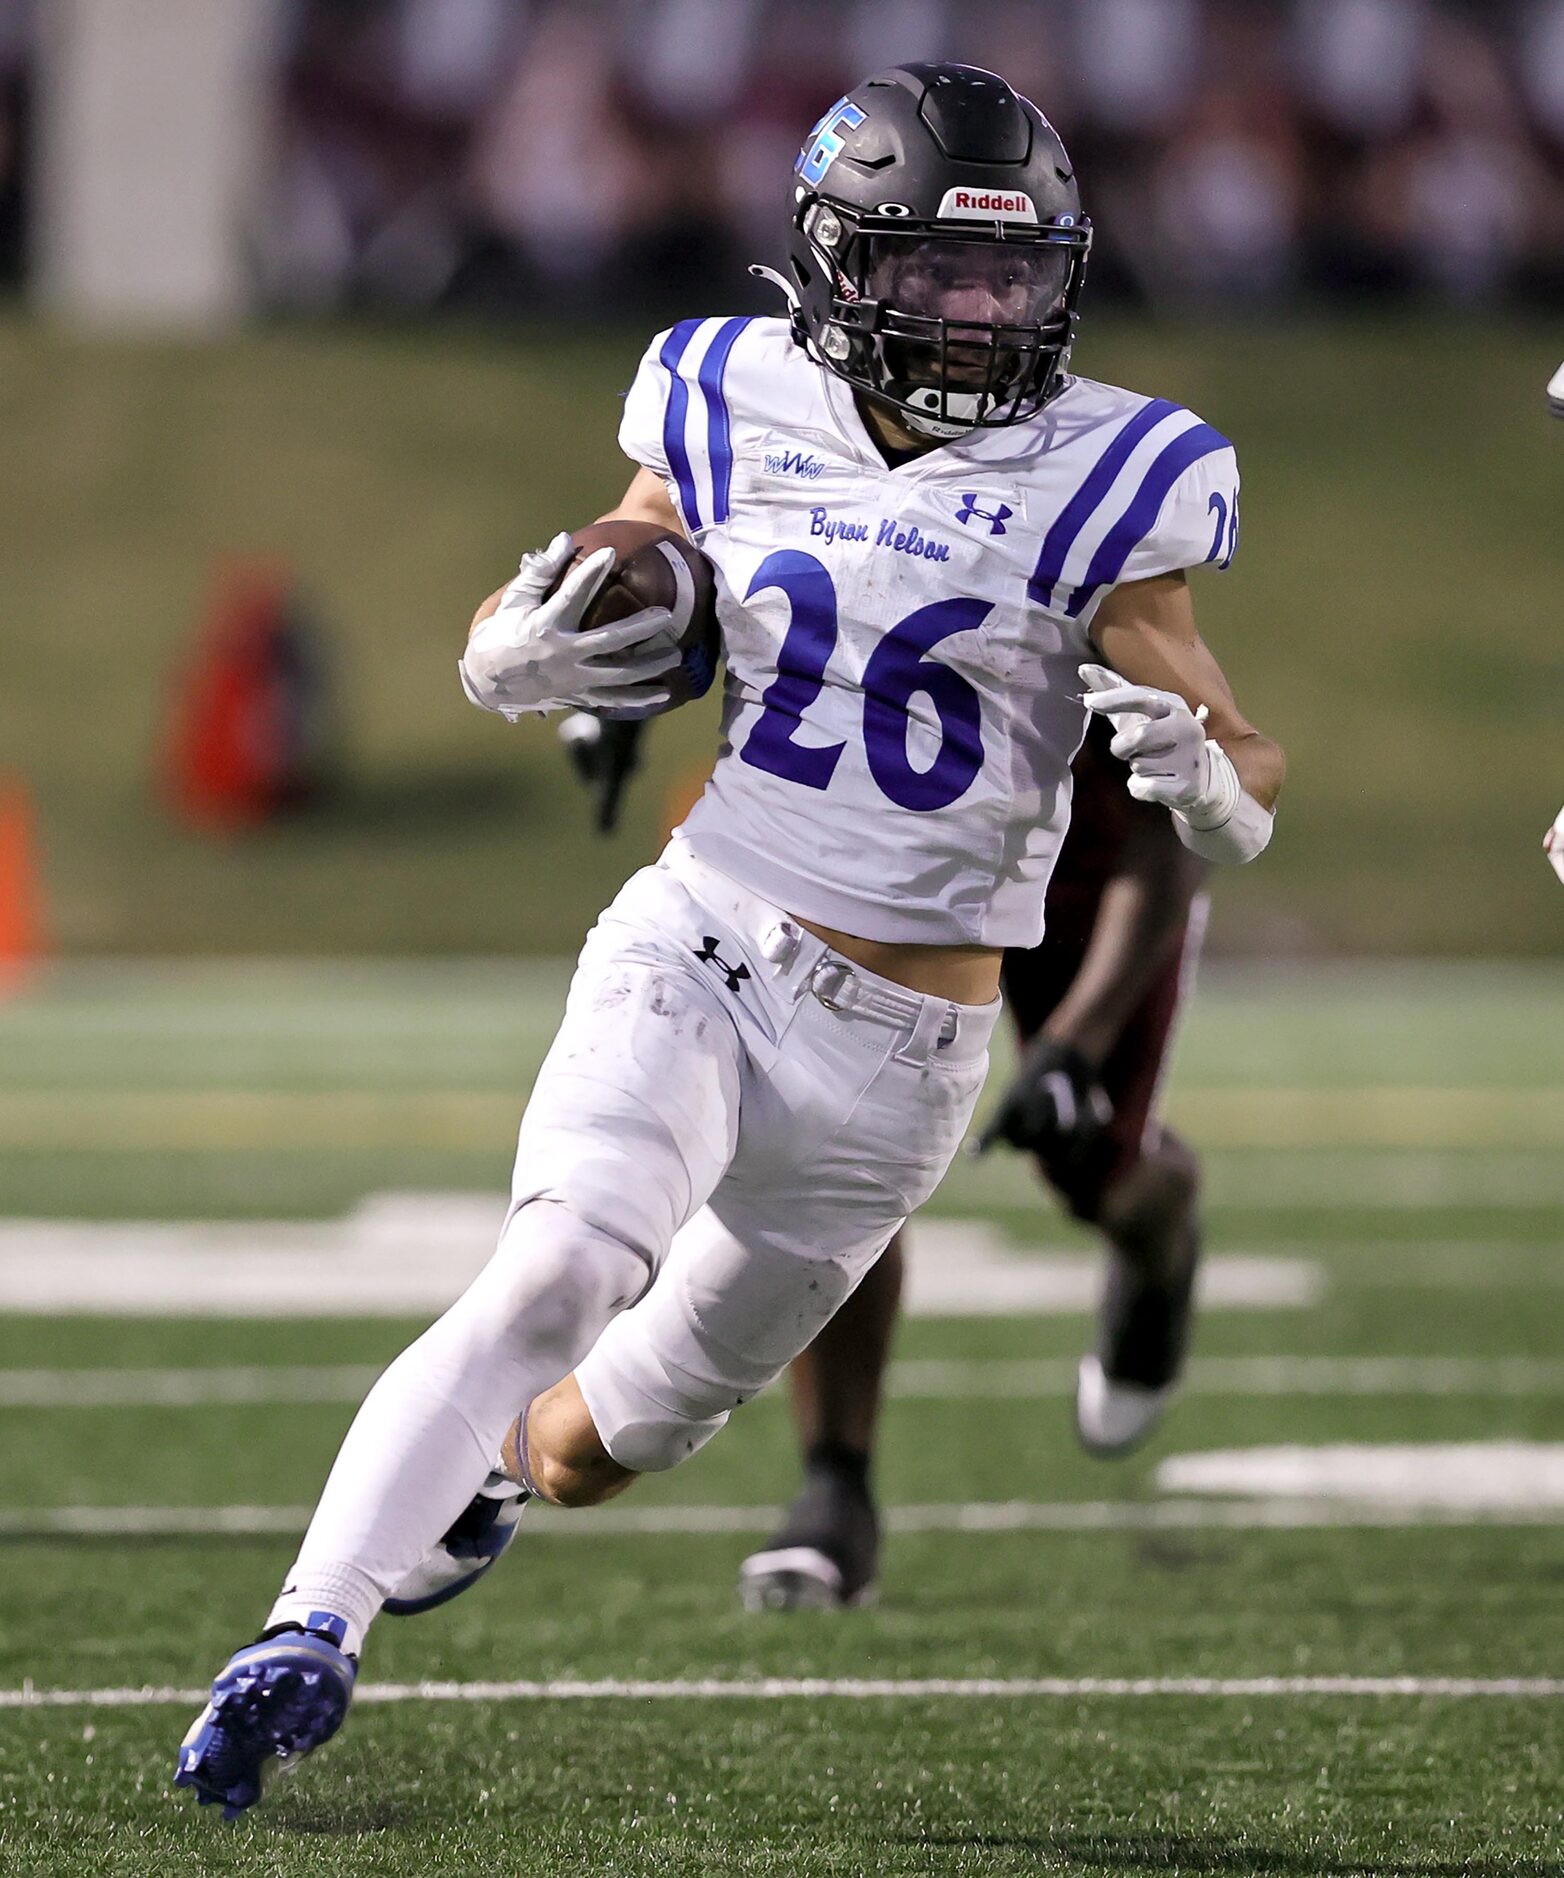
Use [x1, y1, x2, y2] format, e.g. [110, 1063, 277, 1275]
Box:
[1044, 856, 1204, 1064]
[1217, 728, 1285, 814]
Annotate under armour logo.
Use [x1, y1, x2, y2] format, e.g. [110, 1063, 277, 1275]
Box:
[694, 936, 751, 995]
[955, 493, 1014, 535]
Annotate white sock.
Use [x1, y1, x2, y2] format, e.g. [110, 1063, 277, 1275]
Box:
[266, 1200, 647, 1657]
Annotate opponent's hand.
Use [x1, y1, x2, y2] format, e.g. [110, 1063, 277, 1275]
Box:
[974, 1037, 1113, 1166]
[1078, 661, 1240, 829]
[460, 533, 684, 720]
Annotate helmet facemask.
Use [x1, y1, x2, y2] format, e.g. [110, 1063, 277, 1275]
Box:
[801, 203, 1091, 437]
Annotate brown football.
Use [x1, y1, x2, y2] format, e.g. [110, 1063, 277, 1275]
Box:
[564, 519, 721, 717]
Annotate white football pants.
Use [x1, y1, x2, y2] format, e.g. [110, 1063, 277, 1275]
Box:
[271, 838, 994, 1650]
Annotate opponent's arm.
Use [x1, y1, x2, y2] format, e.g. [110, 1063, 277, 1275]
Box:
[1042, 821, 1207, 1066]
[976, 816, 1204, 1158]
[1084, 571, 1284, 863]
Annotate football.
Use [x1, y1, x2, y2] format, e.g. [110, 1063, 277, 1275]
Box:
[565, 519, 721, 717]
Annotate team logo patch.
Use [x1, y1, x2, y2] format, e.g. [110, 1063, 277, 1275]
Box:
[693, 936, 751, 995]
[764, 447, 827, 480]
[954, 494, 1014, 536]
[936, 187, 1038, 224]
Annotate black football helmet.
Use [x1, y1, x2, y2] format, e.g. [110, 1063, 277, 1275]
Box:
[778, 63, 1091, 439]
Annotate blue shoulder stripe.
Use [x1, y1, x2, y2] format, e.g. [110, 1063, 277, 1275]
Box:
[659, 318, 705, 531]
[1027, 398, 1180, 609]
[1063, 421, 1229, 618]
[697, 317, 751, 527]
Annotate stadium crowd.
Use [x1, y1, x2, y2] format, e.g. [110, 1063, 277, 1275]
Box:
[261, 0, 1564, 318]
[0, 0, 1560, 316]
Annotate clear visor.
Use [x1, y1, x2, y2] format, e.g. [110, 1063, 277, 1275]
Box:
[860, 234, 1073, 328]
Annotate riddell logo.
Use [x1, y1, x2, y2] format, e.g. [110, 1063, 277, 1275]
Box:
[937, 187, 1038, 224]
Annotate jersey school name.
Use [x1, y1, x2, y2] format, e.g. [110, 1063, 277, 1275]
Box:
[809, 508, 951, 560]
[618, 316, 1239, 949]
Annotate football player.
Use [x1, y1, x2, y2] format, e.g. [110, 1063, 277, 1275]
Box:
[177, 62, 1282, 1815]
[740, 707, 1209, 1610]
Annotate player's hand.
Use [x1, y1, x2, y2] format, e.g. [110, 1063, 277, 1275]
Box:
[974, 1036, 1113, 1164]
[559, 711, 645, 834]
[460, 533, 684, 720]
[1078, 662, 1239, 828]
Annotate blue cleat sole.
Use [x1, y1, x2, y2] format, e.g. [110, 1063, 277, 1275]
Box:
[174, 1632, 356, 1819]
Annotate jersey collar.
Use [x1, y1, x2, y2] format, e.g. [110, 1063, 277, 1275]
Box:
[817, 362, 1070, 476]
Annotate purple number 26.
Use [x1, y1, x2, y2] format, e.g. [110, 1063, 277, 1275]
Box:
[739, 549, 989, 812]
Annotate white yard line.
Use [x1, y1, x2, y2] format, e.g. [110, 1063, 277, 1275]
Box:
[894, 1356, 1564, 1397]
[2, 1354, 1560, 1408]
[1199, 1152, 1564, 1209]
[0, 1366, 382, 1406]
[1156, 1442, 1564, 1510]
[4, 1674, 1562, 1711]
[3, 1086, 1561, 1151]
[0, 1203, 1321, 1317]
[3, 1496, 1562, 1541]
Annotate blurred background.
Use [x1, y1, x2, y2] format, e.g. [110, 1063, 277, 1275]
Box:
[0, 0, 1561, 966]
[0, 0, 1559, 1217]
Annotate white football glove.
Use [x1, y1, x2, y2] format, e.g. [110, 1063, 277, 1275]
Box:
[1545, 805, 1564, 885]
[1079, 661, 1272, 863]
[459, 532, 684, 721]
[1079, 662, 1237, 820]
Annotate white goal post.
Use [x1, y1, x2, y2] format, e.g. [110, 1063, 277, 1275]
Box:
[32, 0, 277, 330]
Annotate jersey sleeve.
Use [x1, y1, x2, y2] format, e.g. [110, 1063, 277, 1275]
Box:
[618, 328, 677, 483]
[1115, 439, 1241, 585]
[617, 316, 756, 536]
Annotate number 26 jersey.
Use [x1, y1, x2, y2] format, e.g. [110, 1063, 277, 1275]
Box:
[620, 315, 1239, 949]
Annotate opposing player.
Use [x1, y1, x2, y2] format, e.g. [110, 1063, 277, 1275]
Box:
[741, 709, 1210, 1609]
[176, 62, 1282, 1816]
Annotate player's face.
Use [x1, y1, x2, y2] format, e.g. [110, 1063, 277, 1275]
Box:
[862, 235, 1072, 394]
[865, 236, 1070, 328]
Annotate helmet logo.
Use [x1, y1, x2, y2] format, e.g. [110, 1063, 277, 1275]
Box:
[936, 186, 1039, 224]
[796, 98, 867, 187]
[875, 201, 914, 218]
[954, 494, 1015, 535]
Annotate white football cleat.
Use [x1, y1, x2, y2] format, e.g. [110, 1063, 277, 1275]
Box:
[1074, 1352, 1176, 1457]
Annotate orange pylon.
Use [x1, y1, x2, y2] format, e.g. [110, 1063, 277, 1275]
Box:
[0, 776, 46, 995]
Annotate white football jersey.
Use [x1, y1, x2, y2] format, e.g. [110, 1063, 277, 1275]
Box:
[620, 316, 1239, 948]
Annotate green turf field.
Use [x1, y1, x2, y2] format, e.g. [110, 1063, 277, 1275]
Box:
[0, 962, 1561, 1873]
[3, 312, 1563, 958]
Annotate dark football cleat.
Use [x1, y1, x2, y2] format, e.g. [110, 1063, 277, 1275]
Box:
[174, 1625, 356, 1819]
[382, 1471, 529, 1616]
[739, 1454, 879, 1612]
[1077, 1227, 1200, 1457]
